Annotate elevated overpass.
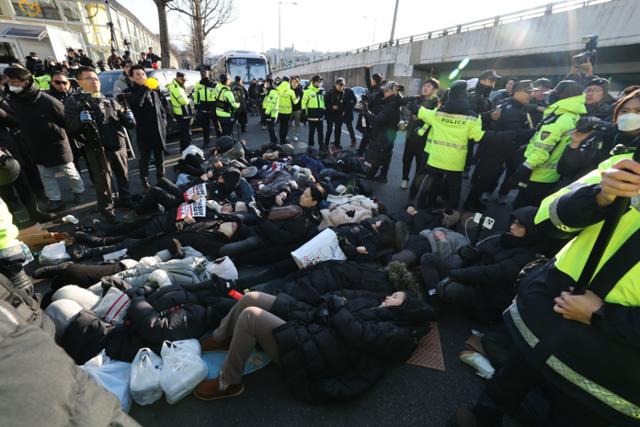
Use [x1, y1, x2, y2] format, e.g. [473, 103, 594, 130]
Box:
[277, 0, 640, 94]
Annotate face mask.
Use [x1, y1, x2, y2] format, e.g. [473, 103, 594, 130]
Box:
[617, 113, 640, 132]
[8, 85, 24, 94]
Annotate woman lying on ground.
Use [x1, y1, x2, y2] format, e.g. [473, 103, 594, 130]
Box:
[193, 261, 434, 402]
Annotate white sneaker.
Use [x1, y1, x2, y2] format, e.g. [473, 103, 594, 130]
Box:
[293, 136, 298, 142]
[400, 180, 408, 189]
[459, 351, 495, 379]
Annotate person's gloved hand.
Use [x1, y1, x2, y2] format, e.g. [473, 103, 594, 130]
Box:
[510, 164, 533, 188]
[435, 277, 452, 298]
[80, 110, 93, 123]
[407, 101, 421, 115]
[327, 294, 348, 311]
[459, 244, 480, 261]
[123, 111, 134, 122]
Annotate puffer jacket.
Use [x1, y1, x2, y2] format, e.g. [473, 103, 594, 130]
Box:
[0, 301, 138, 426]
[266, 262, 433, 402]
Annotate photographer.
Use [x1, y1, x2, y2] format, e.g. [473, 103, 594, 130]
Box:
[558, 88, 640, 184]
[65, 66, 136, 223]
[357, 67, 385, 155]
[401, 78, 439, 190]
[584, 77, 613, 121]
[364, 81, 402, 183]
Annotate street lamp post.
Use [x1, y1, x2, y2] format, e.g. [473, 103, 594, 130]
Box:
[362, 16, 378, 45]
[389, 0, 400, 43]
[278, 1, 297, 69]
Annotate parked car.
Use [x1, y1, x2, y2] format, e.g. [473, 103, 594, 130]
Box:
[98, 68, 201, 134]
[351, 86, 366, 104]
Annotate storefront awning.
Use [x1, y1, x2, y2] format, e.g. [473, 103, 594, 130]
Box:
[1, 24, 47, 40]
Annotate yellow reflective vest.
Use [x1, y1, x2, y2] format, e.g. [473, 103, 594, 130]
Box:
[193, 80, 216, 111]
[523, 95, 586, 183]
[263, 89, 279, 118]
[535, 152, 640, 306]
[274, 81, 298, 115]
[166, 80, 192, 117]
[416, 107, 485, 172]
[214, 84, 240, 118]
[301, 85, 325, 121]
[0, 197, 19, 251]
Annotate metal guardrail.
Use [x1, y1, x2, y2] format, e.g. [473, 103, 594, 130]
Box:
[275, 0, 613, 72]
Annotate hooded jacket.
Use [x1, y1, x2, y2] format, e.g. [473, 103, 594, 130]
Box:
[447, 207, 542, 315]
[267, 261, 434, 402]
[274, 81, 298, 115]
[8, 83, 73, 166]
[523, 94, 587, 183]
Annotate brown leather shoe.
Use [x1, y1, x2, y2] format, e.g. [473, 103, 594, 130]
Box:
[194, 378, 244, 401]
[199, 335, 231, 352]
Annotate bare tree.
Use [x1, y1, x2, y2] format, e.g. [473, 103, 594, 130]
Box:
[153, 0, 173, 67]
[168, 0, 236, 67]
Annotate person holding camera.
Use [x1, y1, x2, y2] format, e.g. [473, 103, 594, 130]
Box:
[583, 77, 613, 121]
[357, 67, 385, 155]
[65, 66, 136, 223]
[558, 88, 640, 184]
[508, 80, 586, 208]
[364, 81, 402, 183]
[401, 78, 440, 190]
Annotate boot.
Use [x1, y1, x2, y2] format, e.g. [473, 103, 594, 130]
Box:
[141, 177, 151, 193]
[46, 199, 64, 212]
[73, 231, 119, 247]
[33, 261, 73, 279]
[29, 209, 55, 223]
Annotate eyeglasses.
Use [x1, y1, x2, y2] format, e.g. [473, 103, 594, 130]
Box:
[584, 87, 603, 94]
[53, 80, 69, 85]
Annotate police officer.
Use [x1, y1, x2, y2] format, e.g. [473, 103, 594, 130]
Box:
[214, 73, 240, 137]
[65, 66, 136, 223]
[464, 80, 536, 209]
[273, 76, 298, 144]
[509, 80, 586, 208]
[301, 75, 325, 149]
[166, 72, 193, 151]
[454, 133, 640, 427]
[193, 68, 217, 147]
[262, 78, 279, 145]
[325, 77, 347, 149]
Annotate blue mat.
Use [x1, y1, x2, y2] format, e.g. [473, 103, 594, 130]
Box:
[202, 350, 271, 379]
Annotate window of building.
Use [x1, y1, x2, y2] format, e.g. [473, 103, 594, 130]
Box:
[61, 3, 81, 22]
[12, 0, 61, 20]
[0, 42, 17, 63]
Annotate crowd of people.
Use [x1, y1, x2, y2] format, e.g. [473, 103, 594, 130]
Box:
[0, 49, 638, 427]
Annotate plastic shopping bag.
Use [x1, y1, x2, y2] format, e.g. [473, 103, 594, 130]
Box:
[291, 228, 347, 269]
[130, 348, 164, 406]
[160, 339, 208, 404]
[38, 241, 71, 265]
[81, 350, 132, 412]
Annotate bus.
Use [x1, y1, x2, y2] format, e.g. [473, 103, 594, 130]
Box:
[211, 50, 270, 87]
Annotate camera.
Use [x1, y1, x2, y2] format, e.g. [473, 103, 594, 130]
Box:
[573, 34, 598, 65]
[575, 116, 613, 133]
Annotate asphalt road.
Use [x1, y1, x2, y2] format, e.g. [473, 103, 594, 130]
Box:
[26, 114, 519, 427]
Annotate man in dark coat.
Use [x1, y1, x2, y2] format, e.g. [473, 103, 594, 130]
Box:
[464, 80, 537, 210]
[123, 65, 168, 191]
[342, 82, 358, 148]
[5, 66, 85, 211]
[65, 66, 136, 222]
[364, 82, 402, 183]
[358, 66, 385, 155]
[324, 78, 348, 149]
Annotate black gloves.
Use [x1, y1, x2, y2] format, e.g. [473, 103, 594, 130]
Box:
[407, 101, 422, 115]
[459, 244, 481, 262]
[327, 294, 348, 310]
[510, 164, 533, 188]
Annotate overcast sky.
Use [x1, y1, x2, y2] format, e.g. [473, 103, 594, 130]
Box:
[120, 0, 555, 55]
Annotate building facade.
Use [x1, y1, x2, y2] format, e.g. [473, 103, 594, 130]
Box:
[0, 0, 177, 67]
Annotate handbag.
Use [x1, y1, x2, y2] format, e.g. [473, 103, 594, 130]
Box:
[267, 205, 302, 221]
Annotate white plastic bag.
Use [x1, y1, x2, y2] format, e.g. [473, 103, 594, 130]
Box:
[160, 339, 207, 404]
[291, 228, 347, 269]
[130, 348, 164, 406]
[38, 241, 71, 265]
[93, 286, 131, 325]
[81, 350, 132, 412]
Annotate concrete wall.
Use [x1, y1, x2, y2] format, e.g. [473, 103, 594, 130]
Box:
[278, 0, 640, 94]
